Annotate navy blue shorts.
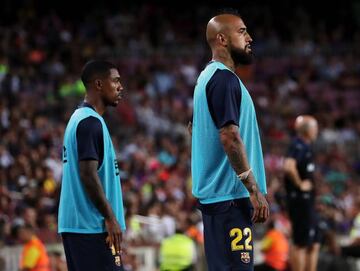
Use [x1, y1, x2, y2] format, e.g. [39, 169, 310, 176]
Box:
[199, 198, 254, 271]
[61, 233, 124, 271]
[287, 196, 321, 247]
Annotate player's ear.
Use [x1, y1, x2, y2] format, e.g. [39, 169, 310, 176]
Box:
[94, 79, 103, 90]
[216, 33, 227, 47]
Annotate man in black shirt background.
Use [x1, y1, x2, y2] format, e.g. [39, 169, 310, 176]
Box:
[283, 115, 319, 271]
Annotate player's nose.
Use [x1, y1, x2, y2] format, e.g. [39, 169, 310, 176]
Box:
[117, 82, 123, 92]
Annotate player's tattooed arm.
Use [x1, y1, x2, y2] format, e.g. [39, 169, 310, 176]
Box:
[220, 124, 269, 223]
[219, 124, 256, 190]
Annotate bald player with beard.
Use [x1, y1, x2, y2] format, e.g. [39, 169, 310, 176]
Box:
[283, 115, 320, 271]
[190, 10, 269, 271]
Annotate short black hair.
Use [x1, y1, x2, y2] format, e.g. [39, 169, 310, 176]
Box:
[81, 60, 117, 88]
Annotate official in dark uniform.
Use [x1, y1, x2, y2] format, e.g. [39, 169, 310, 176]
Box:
[283, 115, 319, 271]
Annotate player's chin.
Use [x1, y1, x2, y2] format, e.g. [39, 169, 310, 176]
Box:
[110, 100, 120, 106]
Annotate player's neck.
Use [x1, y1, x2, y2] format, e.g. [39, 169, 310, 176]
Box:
[84, 96, 106, 115]
[212, 49, 235, 71]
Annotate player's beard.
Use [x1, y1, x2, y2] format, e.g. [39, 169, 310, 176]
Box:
[229, 44, 253, 66]
[103, 94, 120, 107]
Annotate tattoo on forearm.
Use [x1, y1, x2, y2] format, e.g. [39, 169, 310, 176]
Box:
[242, 179, 258, 194]
[220, 125, 259, 194]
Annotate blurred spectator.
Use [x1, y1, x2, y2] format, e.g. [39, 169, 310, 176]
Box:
[255, 219, 289, 271]
[48, 251, 67, 271]
[17, 223, 51, 271]
[340, 200, 360, 258]
[159, 221, 197, 271]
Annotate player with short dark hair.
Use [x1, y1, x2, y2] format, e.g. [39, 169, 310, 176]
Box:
[58, 60, 126, 271]
[283, 115, 320, 271]
[190, 11, 269, 271]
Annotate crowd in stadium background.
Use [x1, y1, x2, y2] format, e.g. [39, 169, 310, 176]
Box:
[0, 1, 360, 270]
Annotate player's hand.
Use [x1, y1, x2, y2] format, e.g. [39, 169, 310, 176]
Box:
[105, 217, 122, 254]
[300, 180, 312, 191]
[187, 121, 192, 136]
[249, 191, 269, 223]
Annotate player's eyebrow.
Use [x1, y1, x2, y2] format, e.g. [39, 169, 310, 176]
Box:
[238, 27, 247, 33]
[112, 76, 121, 82]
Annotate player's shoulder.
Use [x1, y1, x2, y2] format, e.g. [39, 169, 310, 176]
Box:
[207, 69, 240, 94]
[77, 116, 103, 134]
[79, 116, 102, 127]
[210, 68, 239, 83]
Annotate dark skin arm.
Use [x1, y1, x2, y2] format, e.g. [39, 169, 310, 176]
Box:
[219, 124, 269, 223]
[79, 160, 122, 253]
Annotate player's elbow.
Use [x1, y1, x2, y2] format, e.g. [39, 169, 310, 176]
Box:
[219, 125, 240, 150]
[220, 133, 232, 149]
[79, 161, 98, 187]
